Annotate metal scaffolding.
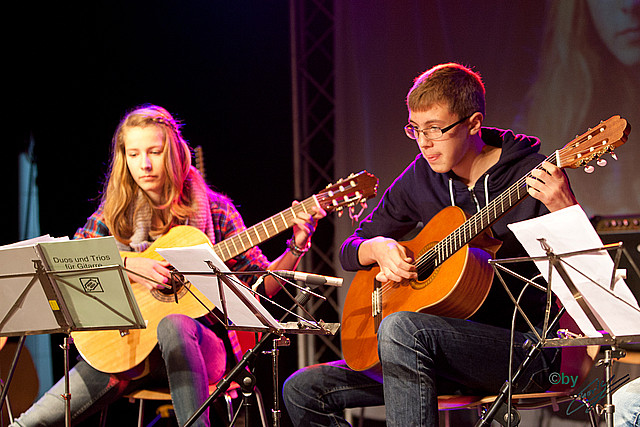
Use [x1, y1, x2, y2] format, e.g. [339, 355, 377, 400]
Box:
[289, 0, 340, 367]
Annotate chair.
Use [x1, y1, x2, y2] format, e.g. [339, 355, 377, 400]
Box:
[121, 381, 268, 427]
[99, 330, 269, 427]
[438, 311, 601, 426]
[347, 312, 601, 427]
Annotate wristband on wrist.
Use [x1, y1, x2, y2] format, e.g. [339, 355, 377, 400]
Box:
[286, 237, 311, 257]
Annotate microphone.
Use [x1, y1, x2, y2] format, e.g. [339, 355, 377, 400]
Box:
[272, 270, 343, 287]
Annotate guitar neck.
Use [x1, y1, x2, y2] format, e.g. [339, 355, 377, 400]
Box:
[212, 195, 318, 261]
[430, 152, 559, 265]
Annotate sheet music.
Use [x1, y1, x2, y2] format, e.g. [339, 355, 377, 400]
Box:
[508, 204, 640, 338]
[1, 236, 144, 335]
[0, 245, 61, 334]
[156, 244, 283, 330]
[0, 235, 68, 249]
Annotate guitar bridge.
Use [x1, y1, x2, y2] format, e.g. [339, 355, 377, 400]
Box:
[372, 279, 382, 332]
[371, 287, 382, 318]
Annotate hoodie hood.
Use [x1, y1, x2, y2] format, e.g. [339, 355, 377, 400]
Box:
[445, 127, 547, 209]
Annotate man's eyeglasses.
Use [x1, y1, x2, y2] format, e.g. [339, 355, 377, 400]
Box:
[404, 115, 472, 141]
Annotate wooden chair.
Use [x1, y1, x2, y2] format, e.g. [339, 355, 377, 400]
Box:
[119, 381, 268, 427]
[99, 330, 268, 427]
[348, 313, 601, 426]
[438, 312, 601, 426]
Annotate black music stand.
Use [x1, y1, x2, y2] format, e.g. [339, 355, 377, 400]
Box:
[156, 245, 341, 427]
[0, 236, 145, 427]
[475, 205, 640, 427]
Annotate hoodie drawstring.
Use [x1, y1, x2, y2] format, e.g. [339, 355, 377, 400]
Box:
[483, 174, 490, 207]
[450, 174, 490, 212]
[448, 178, 456, 207]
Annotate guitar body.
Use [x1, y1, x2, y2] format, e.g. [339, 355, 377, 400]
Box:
[341, 206, 499, 371]
[72, 226, 214, 374]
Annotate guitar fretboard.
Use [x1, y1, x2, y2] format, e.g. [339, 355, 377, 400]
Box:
[213, 196, 319, 261]
[417, 152, 558, 274]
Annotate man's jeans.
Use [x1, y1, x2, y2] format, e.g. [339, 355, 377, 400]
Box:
[284, 311, 560, 426]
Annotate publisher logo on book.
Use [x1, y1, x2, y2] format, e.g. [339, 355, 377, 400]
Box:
[80, 277, 104, 293]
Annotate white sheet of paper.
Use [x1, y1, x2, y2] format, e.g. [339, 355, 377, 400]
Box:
[156, 244, 282, 330]
[507, 204, 640, 338]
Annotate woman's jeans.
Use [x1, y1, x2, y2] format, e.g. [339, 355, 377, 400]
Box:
[11, 314, 227, 427]
[284, 312, 561, 427]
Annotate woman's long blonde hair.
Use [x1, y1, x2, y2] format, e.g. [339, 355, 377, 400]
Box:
[102, 104, 208, 243]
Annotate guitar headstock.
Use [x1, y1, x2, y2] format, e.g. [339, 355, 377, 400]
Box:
[557, 115, 631, 169]
[316, 171, 379, 215]
[194, 145, 206, 178]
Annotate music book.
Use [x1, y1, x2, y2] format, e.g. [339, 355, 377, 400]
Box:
[508, 204, 640, 338]
[0, 236, 145, 336]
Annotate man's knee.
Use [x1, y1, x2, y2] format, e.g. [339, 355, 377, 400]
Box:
[378, 311, 440, 353]
[379, 311, 418, 340]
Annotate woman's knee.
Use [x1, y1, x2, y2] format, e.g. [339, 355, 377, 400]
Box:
[157, 314, 198, 345]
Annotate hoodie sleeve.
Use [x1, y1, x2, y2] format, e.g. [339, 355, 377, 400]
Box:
[339, 159, 428, 271]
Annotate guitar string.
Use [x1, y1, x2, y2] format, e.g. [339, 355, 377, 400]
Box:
[214, 197, 317, 260]
[376, 148, 565, 297]
[377, 122, 608, 295]
[212, 178, 366, 260]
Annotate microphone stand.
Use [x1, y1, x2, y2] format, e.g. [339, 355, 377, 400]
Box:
[183, 289, 314, 427]
[183, 292, 309, 427]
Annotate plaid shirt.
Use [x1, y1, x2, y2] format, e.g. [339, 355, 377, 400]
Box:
[74, 192, 270, 362]
[74, 193, 270, 275]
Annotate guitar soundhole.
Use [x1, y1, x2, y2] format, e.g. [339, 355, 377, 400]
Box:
[151, 269, 191, 303]
[416, 265, 436, 282]
[412, 243, 440, 289]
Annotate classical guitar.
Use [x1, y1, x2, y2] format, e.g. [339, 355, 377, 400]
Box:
[72, 171, 378, 374]
[341, 115, 631, 371]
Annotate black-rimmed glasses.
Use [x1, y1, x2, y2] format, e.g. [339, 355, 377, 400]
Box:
[404, 115, 472, 141]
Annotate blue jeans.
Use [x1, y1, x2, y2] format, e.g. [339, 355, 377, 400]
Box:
[284, 312, 561, 427]
[614, 377, 640, 427]
[11, 314, 227, 427]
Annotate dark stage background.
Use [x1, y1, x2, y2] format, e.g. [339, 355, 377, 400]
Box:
[5, 1, 640, 426]
[6, 1, 301, 426]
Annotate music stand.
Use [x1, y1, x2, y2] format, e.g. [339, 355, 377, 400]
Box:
[0, 236, 145, 427]
[475, 205, 640, 427]
[156, 244, 341, 427]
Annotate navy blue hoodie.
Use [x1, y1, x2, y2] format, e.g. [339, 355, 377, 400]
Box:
[340, 127, 561, 330]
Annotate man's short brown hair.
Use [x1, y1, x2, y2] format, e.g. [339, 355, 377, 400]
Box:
[407, 63, 486, 118]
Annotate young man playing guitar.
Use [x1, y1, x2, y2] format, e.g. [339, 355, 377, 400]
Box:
[284, 63, 578, 426]
[11, 104, 324, 427]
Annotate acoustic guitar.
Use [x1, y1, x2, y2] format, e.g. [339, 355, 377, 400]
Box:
[341, 116, 631, 371]
[72, 171, 378, 374]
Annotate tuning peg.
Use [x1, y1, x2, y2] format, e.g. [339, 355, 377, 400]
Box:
[597, 158, 607, 167]
[611, 152, 618, 161]
[584, 165, 595, 174]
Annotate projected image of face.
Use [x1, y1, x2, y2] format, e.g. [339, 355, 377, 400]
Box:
[587, 0, 640, 66]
